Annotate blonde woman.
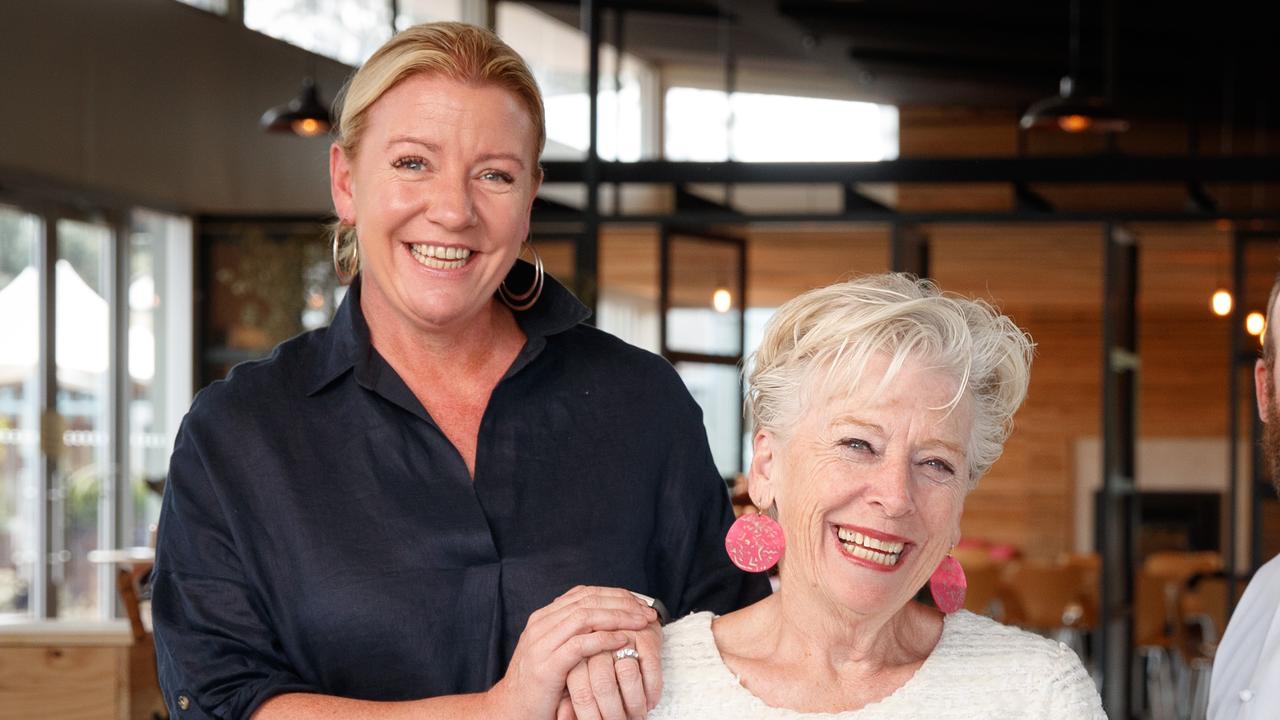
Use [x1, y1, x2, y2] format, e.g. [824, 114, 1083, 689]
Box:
[652, 274, 1105, 719]
[152, 23, 767, 720]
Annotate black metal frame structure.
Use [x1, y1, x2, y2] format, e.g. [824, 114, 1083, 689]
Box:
[658, 225, 747, 478]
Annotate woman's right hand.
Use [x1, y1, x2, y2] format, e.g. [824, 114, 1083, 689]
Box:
[484, 586, 658, 720]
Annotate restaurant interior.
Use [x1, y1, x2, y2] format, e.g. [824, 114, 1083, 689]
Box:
[2, 1, 1279, 718]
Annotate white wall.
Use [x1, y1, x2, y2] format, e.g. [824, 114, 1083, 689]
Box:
[0, 0, 352, 215]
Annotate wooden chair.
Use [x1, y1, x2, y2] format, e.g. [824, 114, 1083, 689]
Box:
[954, 553, 1004, 618]
[116, 566, 167, 719]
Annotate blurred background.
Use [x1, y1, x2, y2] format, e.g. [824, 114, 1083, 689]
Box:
[1, 1, 1279, 718]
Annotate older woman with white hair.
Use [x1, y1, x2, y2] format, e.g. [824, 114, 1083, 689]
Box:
[651, 273, 1105, 719]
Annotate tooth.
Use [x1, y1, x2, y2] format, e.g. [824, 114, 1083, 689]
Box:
[446, 247, 457, 259]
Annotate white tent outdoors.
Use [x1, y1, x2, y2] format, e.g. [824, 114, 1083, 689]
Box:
[0, 261, 154, 391]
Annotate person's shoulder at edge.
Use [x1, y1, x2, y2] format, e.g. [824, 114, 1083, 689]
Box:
[937, 611, 1087, 672]
[183, 324, 337, 443]
[552, 323, 696, 402]
[184, 326, 331, 424]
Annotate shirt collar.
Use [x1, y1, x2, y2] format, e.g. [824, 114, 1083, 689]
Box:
[305, 259, 590, 396]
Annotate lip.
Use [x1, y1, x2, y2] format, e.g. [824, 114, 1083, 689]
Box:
[830, 524, 913, 573]
[400, 241, 479, 276]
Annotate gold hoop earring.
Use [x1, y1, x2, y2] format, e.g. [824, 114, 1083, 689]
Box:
[499, 240, 544, 311]
[333, 231, 359, 285]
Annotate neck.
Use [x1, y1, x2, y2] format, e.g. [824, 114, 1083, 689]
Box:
[359, 282, 519, 372]
[741, 588, 938, 672]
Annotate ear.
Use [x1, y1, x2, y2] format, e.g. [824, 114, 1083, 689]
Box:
[747, 430, 779, 511]
[1257, 358, 1271, 421]
[330, 143, 355, 223]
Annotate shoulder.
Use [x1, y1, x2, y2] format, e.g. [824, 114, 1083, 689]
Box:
[928, 612, 1097, 692]
[1220, 554, 1280, 639]
[920, 612, 1102, 715]
[548, 325, 700, 417]
[1245, 553, 1280, 592]
[184, 329, 326, 427]
[1214, 553, 1280, 666]
[554, 325, 684, 381]
[936, 611, 1078, 668]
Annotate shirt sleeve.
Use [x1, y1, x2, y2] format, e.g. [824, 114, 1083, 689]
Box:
[151, 409, 316, 719]
[1046, 641, 1107, 720]
[647, 367, 772, 618]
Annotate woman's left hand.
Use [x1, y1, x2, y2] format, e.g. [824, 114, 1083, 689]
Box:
[558, 619, 663, 720]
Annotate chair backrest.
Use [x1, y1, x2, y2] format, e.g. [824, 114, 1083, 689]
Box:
[1000, 562, 1089, 631]
[1143, 551, 1222, 584]
[957, 556, 1003, 617]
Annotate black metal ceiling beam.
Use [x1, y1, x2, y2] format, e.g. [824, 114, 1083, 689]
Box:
[843, 185, 893, 213]
[531, 208, 1280, 226]
[541, 157, 1280, 184]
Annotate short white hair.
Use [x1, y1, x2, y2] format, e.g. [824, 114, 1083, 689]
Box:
[746, 273, 1034, 485]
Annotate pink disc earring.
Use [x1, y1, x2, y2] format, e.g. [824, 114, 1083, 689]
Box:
[724, 513, 786, 573]
[929, 555, 968, 614]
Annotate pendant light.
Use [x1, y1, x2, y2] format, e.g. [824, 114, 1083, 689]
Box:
[1020, 0, 1129, 134]
[260, 77, 332, 137]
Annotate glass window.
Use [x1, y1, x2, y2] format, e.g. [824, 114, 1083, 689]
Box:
[0, 205, 41, 620]
[665, 237, 743, 357]
[395, 0, 465, 29]
[675, 362, 741, 480]
[665, 87, 899, 162]
[174, 0, 229, 13]
[496, 2, 655, 161]
[126, 211, 194, 552]
[54, 219, 113, 620]
[245, 0, 393, 66]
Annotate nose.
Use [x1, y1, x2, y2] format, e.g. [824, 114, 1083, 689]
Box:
[425, 173, 477, 231]
[866, 458, 915, 519]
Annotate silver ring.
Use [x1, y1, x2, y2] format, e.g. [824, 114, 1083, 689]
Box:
[614, 647, 640, 662]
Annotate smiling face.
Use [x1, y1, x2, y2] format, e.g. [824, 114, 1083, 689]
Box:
[329, 73, 541, 335]
[748, 353, 971, 618]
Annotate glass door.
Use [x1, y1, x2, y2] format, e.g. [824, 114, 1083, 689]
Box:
[0, 205, 42, 619]
[53, 218, 115, 620]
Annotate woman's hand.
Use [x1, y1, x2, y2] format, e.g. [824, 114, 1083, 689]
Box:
[560, 617, 663, 720]
[485, 586, 658, 720]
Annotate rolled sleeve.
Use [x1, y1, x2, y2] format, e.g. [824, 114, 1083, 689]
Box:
[152, 415, 315, 719]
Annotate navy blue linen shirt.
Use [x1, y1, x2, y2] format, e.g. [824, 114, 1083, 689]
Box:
[151, 265, 770, 719]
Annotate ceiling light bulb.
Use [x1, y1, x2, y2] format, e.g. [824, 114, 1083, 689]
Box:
[293, 118, 325, 136]
[1211, 290, 1233, 317]
[1247, 312, 1265, 336]
[1057, 114, 1092, 133]
[712, 288, 732, 313]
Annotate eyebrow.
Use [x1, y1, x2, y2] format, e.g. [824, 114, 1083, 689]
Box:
[385, 136, 526, 168]
[830, 415, 884, 435]
[830, 414, 965, 456]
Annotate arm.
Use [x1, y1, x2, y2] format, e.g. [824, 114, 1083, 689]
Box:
[154, 411, 653, 720]
[152, 413, 315, 718]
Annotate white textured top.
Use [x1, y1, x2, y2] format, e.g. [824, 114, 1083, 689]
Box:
[650, 610, 1105, 720]
[1209, 553, 1280, 719]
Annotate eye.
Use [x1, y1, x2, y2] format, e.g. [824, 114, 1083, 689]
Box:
[391, 156, 428, 172]
[479, 169, 515, 184]
[921, 457, 956, 478]
[839, 438, 874, 454]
